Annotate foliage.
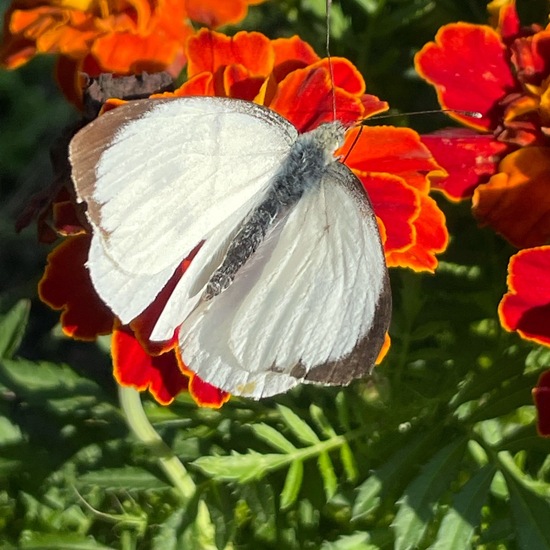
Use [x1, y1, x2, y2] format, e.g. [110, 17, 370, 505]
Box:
[2, 0, 550, 548]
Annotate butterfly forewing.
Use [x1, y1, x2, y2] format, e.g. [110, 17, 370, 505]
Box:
[70, 97, 298, 324]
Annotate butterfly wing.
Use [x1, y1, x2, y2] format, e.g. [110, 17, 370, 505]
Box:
[70, 97, 298, 326]
[179, 162, 391, 398]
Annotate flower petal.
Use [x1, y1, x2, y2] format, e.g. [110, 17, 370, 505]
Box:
[187, 29, 274, 79]
[38, 234, 113, 339]
[499, 246, 550, 346]
[113, 326, 188, 405]
[358, 172, 418, 254]
[185, 0, 264, 28]
[415, 22, 517, 131]
[343, 126, 444, 192]
[385, 193, 449, 272]
[421, 129, 510, 200]
[473, 147, 550, 247]
[533, 370, 550, 437]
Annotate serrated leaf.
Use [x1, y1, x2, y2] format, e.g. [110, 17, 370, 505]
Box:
[431, 464, 495, 549]
[251, 423, 297, 453]
[309, 404, 337, 438]
[179, 501, 217, 550]
[280, 459, 304, 509]
[500, 456, 550, 550]
[277, 405, 320, 445]
[240, 484, 277, 543]
[352, 430, 439, 521]
[340, 442, 358, 483]
[0, 300, 29, 359]
[393, 438, 467, 550]
[77, 467, 169, 490]
[193, 452, 290, 483]
[151, 508, 183, 550]
[318, 451, 338, 500]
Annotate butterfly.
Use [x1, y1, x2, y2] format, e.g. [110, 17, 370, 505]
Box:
[69, 96, 391, 398]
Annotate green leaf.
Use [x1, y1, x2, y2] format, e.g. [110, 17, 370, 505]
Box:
[352, 430, 440, 521]
[318, 451, 338, 500]
[500, 455, 550, 550]
[0, 300, 29, 359]
[277, 405, 320, 445]
[192, 452, 290, 483]
[77, 468, 169, 490]
[340, 442, 358, 483]
[393, 437, 467, 550]
[431, 465, 495, 549]
[251, 423, 297, 453]
[309, 404, 337, 438]
[280, 460, 304, 510]
[320, 532, 373, 550]
[19, 532, 114, 549]
[465, 372, 541, 423]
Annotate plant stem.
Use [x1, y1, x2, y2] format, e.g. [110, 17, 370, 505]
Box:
[118, 386, 196, 501]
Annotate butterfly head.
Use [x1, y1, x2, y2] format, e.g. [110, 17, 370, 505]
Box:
[306, 121, 346, 163]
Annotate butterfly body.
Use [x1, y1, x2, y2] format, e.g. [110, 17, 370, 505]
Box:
[204, 122, 345, 301]
[69, 96, 391, 398]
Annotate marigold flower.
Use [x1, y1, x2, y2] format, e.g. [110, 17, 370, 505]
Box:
[415, 0, 550, 249]
[0, 0, 265, 104]
[39, 30, 446, 405]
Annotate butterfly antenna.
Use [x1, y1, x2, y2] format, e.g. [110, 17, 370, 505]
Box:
[366, 108, 483, 123]
[326, 0, 337, 122]
[341, 126, 363, 164]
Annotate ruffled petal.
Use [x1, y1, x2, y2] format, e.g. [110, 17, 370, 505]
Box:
[533, 370, 550, 437]
[343, 126, 444, 193]
[112, 326, 188, 405]
[185, 0, 264, 28]
[415, 22, 517, 131]
[499, 246, 550, 346]
[473, 147, 550, 247]
[38, 234, 114, 339]
[186, 29, 274, 79]
[421, 129, 510, 200]
[385, 193, 449, 272]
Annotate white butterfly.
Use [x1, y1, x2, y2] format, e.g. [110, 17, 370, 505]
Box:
[69, 96, 391, 399]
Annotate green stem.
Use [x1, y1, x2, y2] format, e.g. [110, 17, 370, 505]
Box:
[118, 386, 196, 500]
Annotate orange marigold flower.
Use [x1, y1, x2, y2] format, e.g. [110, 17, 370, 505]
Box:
[39, 30, 446, 405]
[415, 0, 550, 249]
[0, 0, 265, 104]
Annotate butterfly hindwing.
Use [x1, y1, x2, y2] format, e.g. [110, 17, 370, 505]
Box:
[178, 162, 391, 398]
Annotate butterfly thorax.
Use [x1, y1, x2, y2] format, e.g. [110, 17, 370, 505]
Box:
[202, 121, 346, 301]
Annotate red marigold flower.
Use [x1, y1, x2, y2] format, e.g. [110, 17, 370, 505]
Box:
[0, 0, 265, 104]
[415, 0, 550, 248]
[533, 370, 550, 437]
[499, 246, 550, 346]
[39, 29, 446, 405]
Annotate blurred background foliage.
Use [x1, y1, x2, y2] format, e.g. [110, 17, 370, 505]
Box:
[2, 0, 550, 548]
